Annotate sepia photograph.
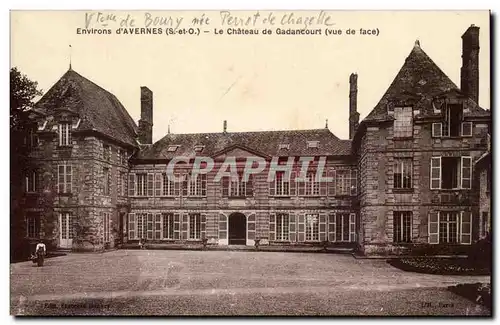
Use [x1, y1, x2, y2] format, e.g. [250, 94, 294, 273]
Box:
[9, 9, 491, 316]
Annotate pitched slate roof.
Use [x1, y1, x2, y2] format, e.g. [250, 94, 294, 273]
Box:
[35, 69, 138, 147]
[137, 128, 352, 160]
[364, 41, 489, 122]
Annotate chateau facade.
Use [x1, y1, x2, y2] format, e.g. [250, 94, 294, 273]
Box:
[18, 25, 490, 255]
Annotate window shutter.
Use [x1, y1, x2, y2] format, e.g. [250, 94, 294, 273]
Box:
[146, 213, 153, 240]
[182, 174, 188, 197]
[154, 173, 162, 197]
[219, 214, 227, 240]
[461, 122, 472, 137]
[201, 174, 207, 196]
[269, 213, 276, 241]
[461, 157, 472, 189]
[328, 213, 336, 242]
[460, 211, 471, 244]
[432, 123, 442, 137]
[247, 213, 255, 241]
[327, 169, 336, 196]
[430, 157, 441, 189]
[181, 213, 188, 239]
[147, 174, 154, 197]
[246, 174, 254, 197]
[319, 213, 327, 241]
[222, 176, 229, 197]
[350, 170, 357, 196]
[173, 213, 180, 240]
[428, 212, 439, 244]
[269, 176, 275, 196]
[154, 213, 161, 240]
[297, 178, 305, 196]
[319, 177, 327, 196]
[297, 214, 305, 242]
[201, 213, 207, 240]
[128, 174, 135, 196]
[128, 213, 136, 240]
[174, 173, 181, 196]
[289, 212, 296, 242]
[290, 171, 297, 196]
[349, 213, 356, 242]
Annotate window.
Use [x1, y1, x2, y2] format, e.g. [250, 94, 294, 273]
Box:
[276, 213, 289, 241]
[430, 156, 472, 189]
[167, 145, 179, 152]
[103, 144, 111, 161]
[394, 159, 412, 189]
[274, 171, 290, 196]
[429, 211, 471, 245]
[103, 167, 110, 195]
[307, 141, 319, 148]
[135, 213, 148, 239]
[26, 214, 40, 238]
[393, 107, 413, 138]
[119, 172, 127, 196]
[183, 174, 207, 197]
[443, 104, 463, 137]
[304, 172, 320, 196]
[58, 123, 71, 146]
[162, 213, 175, 239]
[336, 170, 357, 196]
[25, 171, 37, 193]
[60, 212, 75, 240]
[393, 211, 412, 243]
[335, 213, 351, 242]
[189, 213, 201, 239]
[305, 214, 319, 241]
[461, 122, 473, 137]
[432, 123, 442, 137]
[162, 173, 179, 196]
[103, 212, 111, 243]
[136, 174, 147, 196]
[439, 212, 459, 244]
[57, 163, 72, 194]
[26, 128, 38, 148]
[194, 145, 205, 152]
[224, 172, 253, 197]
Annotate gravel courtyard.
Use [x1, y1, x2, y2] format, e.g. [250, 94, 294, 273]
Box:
[10, 250, 491, 316]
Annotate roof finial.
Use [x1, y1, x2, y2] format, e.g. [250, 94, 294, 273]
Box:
[69, 44, 72, 70]
[325, 119, 328, 129]
[414, 39, 420, 48]
[168, 124, 171, 134]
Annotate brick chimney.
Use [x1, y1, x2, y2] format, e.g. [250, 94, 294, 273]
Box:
[461, 24, 480, 104]
[223, 120, 227, 134]
[349, 73, 360, 139]
[138, 86, 153, 144]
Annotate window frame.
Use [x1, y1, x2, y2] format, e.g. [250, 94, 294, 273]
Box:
[57, 163, 72, 194]
[275, 213, 290, 241]
[393, 211, 412, 243]
[393, 159, 413, 190]
[393, 106, 413, 138]
[58, 122, 72, 146]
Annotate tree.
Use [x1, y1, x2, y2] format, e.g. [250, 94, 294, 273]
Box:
[10, 67, 43, 261]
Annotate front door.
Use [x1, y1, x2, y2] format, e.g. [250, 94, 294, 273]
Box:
[229, 213, 246, 245]
[59, 213, 75, 249]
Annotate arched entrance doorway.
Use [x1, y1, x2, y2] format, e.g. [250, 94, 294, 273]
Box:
[228, 212, 246, 245]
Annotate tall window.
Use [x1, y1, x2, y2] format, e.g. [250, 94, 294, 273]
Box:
[103, 144, 111, 161]
[276, 213, 289, 241]
[136, 174, 147, 196]
[120, 172, 127, 196]
[393, 211, 412, 243]
[335, 213, 351, 242]
[224, 173, 252, 197]
[162, 173, 176, 196]
[394, 159, 412, 189]
[336, 170, 357, 196]
[430, 156, 472, 189]
[58, 163, 72, 193]
[58, 123, 71, 146]
[394, 107, 413, 138]
[183, 174, 207, 197]
[189, 213, 201, 239]
[304, 172, 320, 196]
[162, 213, 175, 239]
[135, 213, 147, 239]
[275, 171, 290, 196]
[103, 167, 110, 195]
[103, 212, 111, 243]
[443, 104, 462, 137]
[305, 214, 319, 241]
[439, 212, 459, 244]
[26, 214, 40, 238]
[25, 171, 37, 193]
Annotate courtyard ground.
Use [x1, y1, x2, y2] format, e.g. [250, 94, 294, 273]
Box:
[10, 250, 491, 316]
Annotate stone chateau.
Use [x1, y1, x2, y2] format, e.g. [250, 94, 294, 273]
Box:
[19, 25, 490, 255]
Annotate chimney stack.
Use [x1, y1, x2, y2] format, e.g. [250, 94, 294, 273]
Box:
[349, 73, 360, 139]
[461, 24, 480, 104]
[223, 120, 227, 134]
[138, 86, 153, 144]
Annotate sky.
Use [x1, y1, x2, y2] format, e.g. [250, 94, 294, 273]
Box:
[10, 10, 490, 142]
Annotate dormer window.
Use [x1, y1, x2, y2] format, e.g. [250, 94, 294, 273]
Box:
[307, 141, 319, 149]
[167, 145, 180, 152]
[432, 103, 471, 138]
[279, 144, 290, 150]
[393, 107, 413, 138]
[58, 122, 71, 146]
[194, 145, 205, 153]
